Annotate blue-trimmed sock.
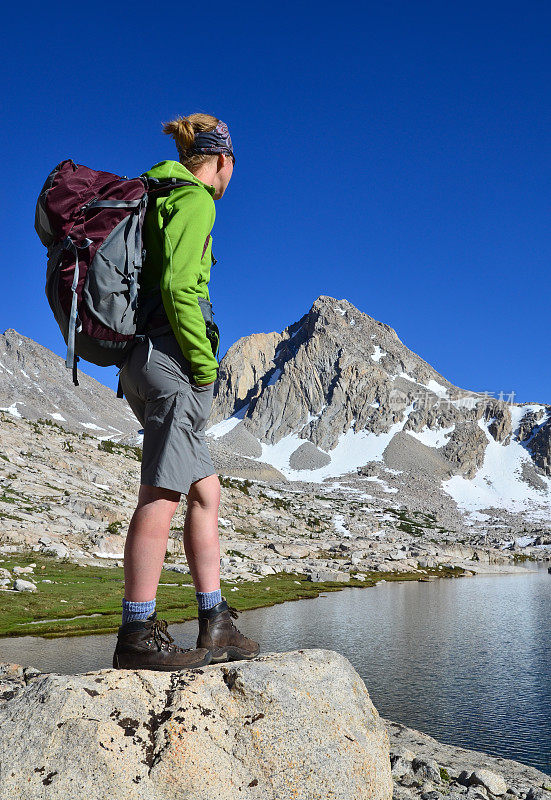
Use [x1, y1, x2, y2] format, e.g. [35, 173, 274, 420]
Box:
[196, 588, 222, 611]
[122, 597, 156, 625]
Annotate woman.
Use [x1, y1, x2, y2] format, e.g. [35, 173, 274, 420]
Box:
[112, 113, 260, 671]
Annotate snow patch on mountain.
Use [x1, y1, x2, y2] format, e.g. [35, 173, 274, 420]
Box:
[208, 403, 250, 440]
[407, 424, 456, 448]
[442, 416, 551, 521]
[249, 402, 416, 481]
[371, 346, 386, 363]
[361, 475, 399, 493]
[0, 402, 24, 418]
[333, 513, 352, 537]
[424, 379, 449, 398]
[510, 403, 549, 439]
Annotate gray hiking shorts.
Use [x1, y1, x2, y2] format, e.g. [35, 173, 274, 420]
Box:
[118, 332, 216, 495]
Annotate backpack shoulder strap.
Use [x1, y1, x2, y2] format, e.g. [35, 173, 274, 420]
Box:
[143, 177, 197, 195]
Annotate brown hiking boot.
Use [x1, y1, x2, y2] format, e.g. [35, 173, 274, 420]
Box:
[196, 598, 260, 663]
[113, 611, 212, 671]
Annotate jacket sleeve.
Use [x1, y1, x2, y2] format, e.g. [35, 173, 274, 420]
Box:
[159, 187, 219, 385]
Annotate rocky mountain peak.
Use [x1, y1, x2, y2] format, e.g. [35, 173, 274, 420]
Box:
[208, 295, 550, 530]
[212, 294, 462, 452]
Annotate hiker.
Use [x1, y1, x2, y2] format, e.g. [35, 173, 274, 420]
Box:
[112, 114, 260, 670]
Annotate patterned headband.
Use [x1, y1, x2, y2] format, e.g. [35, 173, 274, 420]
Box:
[191, 120, 235, 164]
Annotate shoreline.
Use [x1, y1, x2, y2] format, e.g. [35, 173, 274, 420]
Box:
[0, 552, 544, 640]
[384, 717, 551, 793]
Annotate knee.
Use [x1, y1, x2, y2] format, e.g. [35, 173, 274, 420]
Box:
[187, 473, 220, 512]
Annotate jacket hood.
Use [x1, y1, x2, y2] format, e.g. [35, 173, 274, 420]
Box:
[142, 160, 216, 197]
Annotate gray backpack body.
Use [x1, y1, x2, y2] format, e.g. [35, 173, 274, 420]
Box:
[35, 158, 193, 392]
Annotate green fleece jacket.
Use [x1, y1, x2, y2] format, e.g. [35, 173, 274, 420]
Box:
[140, 160, 219, 385]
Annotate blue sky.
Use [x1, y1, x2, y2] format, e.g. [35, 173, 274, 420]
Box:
[2, 1, 549, 404]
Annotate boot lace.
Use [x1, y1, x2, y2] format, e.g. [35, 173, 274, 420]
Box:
[151, 618, 191, 653]
[223, 603, 252, 647]
[224, 602, 240, 631]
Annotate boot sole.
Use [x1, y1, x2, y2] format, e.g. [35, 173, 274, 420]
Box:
[113, 653, 212, 671]
[208, 646, 260, 663]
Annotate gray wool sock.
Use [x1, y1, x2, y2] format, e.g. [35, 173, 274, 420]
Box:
[122, 597, 156, 624]
[196, 588, 222, 610]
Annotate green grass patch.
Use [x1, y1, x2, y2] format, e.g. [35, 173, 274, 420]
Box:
[513, 552, 536, 563]
[0, 492, 18, 504]
[97, 440, 142, 461]
[397, 521, 424, 535]
[258, 491, 292, 511]
[36, 417, 66, 433]
[225, 549, 252, 560]
[43, 482, 64, 493]
[381, 507, 450, 535]
[219, 475, 253, 495]
[106, 521, 124, 535]
[0, 553, 465, 639]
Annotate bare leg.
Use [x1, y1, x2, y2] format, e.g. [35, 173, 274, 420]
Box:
[123, 484, 181, 601]
[183, 473, 221, 592]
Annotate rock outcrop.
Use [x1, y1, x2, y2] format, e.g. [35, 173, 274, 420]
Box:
[1, 657, 550, 800]
[386, 719, 551, 800]
[0, 650, 393, 800]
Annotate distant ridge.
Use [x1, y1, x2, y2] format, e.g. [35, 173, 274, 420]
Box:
[0, 328, 140, 443]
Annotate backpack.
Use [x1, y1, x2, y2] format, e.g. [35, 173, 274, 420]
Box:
[34, 158, 194, 395]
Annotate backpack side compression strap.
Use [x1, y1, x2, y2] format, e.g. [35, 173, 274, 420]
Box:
[64, 236, 92, 379]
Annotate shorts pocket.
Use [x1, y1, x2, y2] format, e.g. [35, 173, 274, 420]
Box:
[178, 383, 214, 434]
